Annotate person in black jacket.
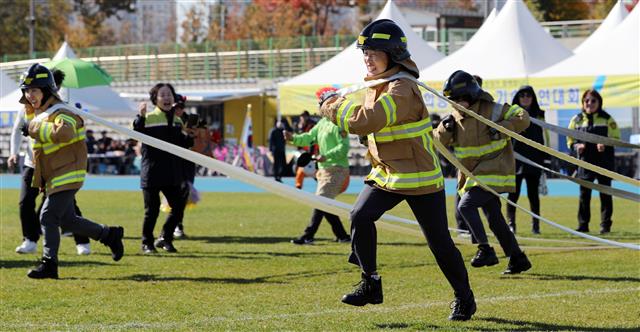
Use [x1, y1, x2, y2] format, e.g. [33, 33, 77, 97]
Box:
[269, 120, 287, 182]
[506, 86, 547, 234]
[568, 89, 620, 234]
[133, 83, 193, 253]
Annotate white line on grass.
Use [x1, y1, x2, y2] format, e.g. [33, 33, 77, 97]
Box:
[2, 287, 637, 329]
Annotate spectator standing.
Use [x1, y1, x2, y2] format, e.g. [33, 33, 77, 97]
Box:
[507, 86, 548, 234]
[133, 83, 193, 253]
[269, 120, 287, 182]
[568, 89, 619, 234]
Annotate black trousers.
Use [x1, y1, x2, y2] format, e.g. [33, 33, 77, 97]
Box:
[458, 187, 521, 257]
[20, 166, 89, 244]
[578, 172, 613, 229]
[142, 185, 188, 245]
[272, 151, 286, 181]
[301, 209, 349, 240]
[506, 173, 541, 225]
[19, 166, 41, 242]
[349, 184, 472, 298]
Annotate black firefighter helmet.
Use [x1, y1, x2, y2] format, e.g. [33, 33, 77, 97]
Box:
[356, 19, 410, 62]
[19, 63, 60, 104]
[443, 70, 482, 102]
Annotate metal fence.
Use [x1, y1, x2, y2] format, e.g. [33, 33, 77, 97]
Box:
[0, 35, 356, 82]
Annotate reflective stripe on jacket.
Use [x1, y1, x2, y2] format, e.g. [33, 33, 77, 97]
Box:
[133, 107, 193, 188]
[434, 93, 530, 195]
[567, 109, 619, 173]
[323, 63, 443, 195]
[27, 99, 88, 195]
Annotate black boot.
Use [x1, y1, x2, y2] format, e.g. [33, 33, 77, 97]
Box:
[532, 220, 540, 234]
[448, 292, 476, 321]
[503, 251, 532, 274]
[341, 273, 383, 306]
[27, 257, 58, 279]
[470, 245, 499, 268]
[100, 226, 124, 261]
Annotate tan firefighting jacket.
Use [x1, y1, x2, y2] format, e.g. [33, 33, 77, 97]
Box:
[321, 61, 443, 196]
[27, 97, 88, 195]
[434, 92, 530, 195]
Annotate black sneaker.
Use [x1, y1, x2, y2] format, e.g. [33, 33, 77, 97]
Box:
[291, 237, 314, 245]
[575, 225, 589, 233]
[142, 243, 157, 254]
[599, 226, 611, 235]
[341, 273, 383, 306]
[470, 246, 499, 268]
[502, 251, 532, 275]
[100, 226, 124, 261]
[27, 257, 59, 279]
[154, 238, 178, 253]
[448, 292, 476, 321]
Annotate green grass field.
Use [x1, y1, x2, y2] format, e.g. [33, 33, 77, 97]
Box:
[1, 189, 639, 331]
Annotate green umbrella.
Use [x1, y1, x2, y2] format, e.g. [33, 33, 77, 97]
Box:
[43, 58, 112, 88]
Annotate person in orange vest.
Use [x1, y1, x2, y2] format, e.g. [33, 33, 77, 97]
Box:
[20, 64, 124, 279]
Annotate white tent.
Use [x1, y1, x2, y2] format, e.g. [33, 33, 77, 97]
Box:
[281, 0, 443, 86]
[533, 7, 639, 77]
[0, 42, 135, 117]
[0, 69, 17, 97]
[573, 0, 628, 54]
[420, 0, 572, 81]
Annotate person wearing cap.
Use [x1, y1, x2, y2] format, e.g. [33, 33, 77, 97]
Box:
[434, 70, 532, 275]
[19, 63, 124, 279]
[318, 19, 476, 321]
[285, 87, 351, 245]
[133, 83, 193, 254]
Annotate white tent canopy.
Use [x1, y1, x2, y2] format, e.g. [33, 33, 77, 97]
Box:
[533, 6, 639, 77]
[0, 69, 17, 97]
[420, 0, 572, 81]
[0, 42, 135, 117]
[281, 0, 443, 86]
[573, 0, 628, 54]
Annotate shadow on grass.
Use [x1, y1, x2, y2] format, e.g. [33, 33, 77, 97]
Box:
[508, 273, 640, 283]
[0, 259, 112, 269]
[477, 317, 640, 331]
[125, 251, 345, 260]
[186, 235, 294, 244]
[98, 273, 282, 284]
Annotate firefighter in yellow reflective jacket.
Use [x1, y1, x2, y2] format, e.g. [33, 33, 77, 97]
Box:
[319, 19, 476, 321]
[568, 89, 620, 234]
[434, 70, 532, 275]
[21, 64, 124, 279]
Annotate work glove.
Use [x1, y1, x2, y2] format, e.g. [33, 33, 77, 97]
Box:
[489, 127, 501, 140]
[441, 114, 455, 132]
